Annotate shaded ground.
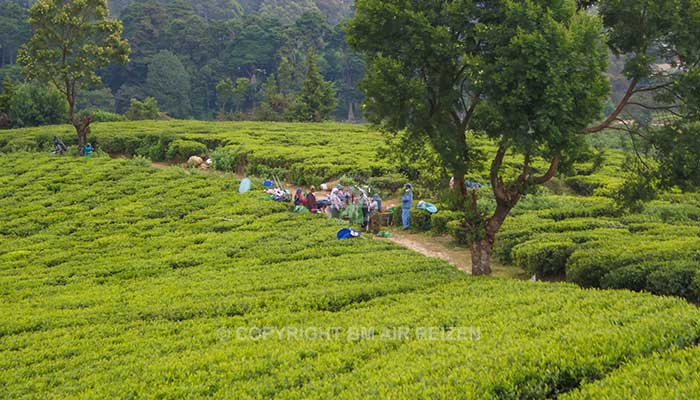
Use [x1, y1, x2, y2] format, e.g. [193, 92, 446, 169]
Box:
[382, 229, 529, 280]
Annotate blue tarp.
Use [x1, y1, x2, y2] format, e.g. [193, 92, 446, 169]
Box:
[416, 201, 438, 214]
[239, 178, 252, 194]
[337, 228, 361, 240]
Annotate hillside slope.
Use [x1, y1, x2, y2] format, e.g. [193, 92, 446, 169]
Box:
[1, 154, 699, 398]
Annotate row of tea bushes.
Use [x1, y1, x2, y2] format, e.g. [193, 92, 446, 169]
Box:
[563, 345, 700, 399]
[2, 155, 700, 398]
[497, 195, 700, 301]
[0, 121, 393, 184]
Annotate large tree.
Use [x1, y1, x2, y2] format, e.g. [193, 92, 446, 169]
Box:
[349, 0, 700, 275]
[19, 0, 130, 147]
[290, 48, 336, 122]
[146, 50, 192, 118]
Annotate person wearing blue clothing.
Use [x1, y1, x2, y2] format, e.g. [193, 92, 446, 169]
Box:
[80, 143, 94, 157]
[401, 183, 413, 230]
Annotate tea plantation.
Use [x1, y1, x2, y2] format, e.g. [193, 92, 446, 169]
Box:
[0, 121, 392, 185]
[1, 153, 700, 398]
[2, 121, 700, 300]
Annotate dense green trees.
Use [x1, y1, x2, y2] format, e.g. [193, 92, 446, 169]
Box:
[0, 0, 30, 68]
[146, 51, 192, 119]
[290, 49, 337, 122]
[349, 0, 700, 275]
[1, 0, 363, 123]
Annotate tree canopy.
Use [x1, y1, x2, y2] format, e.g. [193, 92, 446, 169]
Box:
[349, 0, 700, 275]
[18, 0, 130, 145]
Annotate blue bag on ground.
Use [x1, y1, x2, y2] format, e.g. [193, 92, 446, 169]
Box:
[337, 228, 361, 240]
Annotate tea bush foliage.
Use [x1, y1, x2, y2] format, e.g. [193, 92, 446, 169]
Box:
[0, 121, 392, 184]
[2, 121, 699, 300]
[496, 195, 700, 301]
[562, 346, 700, 400]
[2, 155, 700, 398]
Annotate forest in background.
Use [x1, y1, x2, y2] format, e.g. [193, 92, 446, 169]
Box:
[0, 0, 362, 122]
[0, 0, 654, 126]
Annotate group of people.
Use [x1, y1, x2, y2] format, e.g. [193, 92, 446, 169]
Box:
[293, 182, 416, 231]
[51, 136, 93, 157]
[294, 185, 384, 230]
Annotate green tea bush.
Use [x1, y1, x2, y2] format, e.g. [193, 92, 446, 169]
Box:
[210, 146, 244, 173]
[567, 239, 700, 290]
[93, 132, 143, 155]
[0, 121, 395, 183]
[1, 136, 36, 152]
[134, 133, 177, 161]
[166, 139, 208, 161]
[431, 210, 465, 235]
[600, 263, 657, 292]
[80, 109, 126, 123]
[646, 263, 700, 302]
[562, 346, 700, 399]
[565, 175, 603, 196]
[392, 207, 432, 232]
[1, 155, 700, 398]
[367, 173, 407, 194]
[495, 217, 626, 263]
[512, 240, 577, 277]
[447, 219, 470, 244]
[642, 201, 700, 222]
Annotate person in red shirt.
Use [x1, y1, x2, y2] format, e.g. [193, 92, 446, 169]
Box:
[306, 186, 318, 212]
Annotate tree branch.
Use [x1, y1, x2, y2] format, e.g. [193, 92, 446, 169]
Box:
[631, 81, 674, 94]
[584, 78, 639, 134]
[626, 102, 682, 117]
[530, 154, 561, 185]
[490, 145, 508, 201]
[516, 152, 531, 186]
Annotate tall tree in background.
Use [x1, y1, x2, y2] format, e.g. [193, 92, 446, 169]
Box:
[0, 0, 30, 68]
[231, 77, 251, 113]
[18, 0, 130, 147]
[292, 49, 336, 122]
[216, 78, 235, 114]
[146, 50, 191, 118]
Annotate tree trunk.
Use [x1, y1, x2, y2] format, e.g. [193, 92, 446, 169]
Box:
[471, 203, 511, 275]
[71, 99, 92, 149]
[347, 102, 355, 123]
[75, 118, 91, 148]
[454, 170, 467, 199]
[471, 239, 493, 275]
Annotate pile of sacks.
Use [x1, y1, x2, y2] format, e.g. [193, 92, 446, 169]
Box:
[187, 156, 212, 170]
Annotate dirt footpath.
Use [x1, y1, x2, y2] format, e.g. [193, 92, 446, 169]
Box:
[381, 230, 527, 279]
[384, 230, 472, 274]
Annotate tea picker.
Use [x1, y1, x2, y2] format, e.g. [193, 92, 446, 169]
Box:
[52, 136, 67, 155]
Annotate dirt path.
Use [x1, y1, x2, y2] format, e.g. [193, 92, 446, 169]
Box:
[150, 161, 171, 170]
[384, 230, 472, 274]
[381, 230, 528, 279]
